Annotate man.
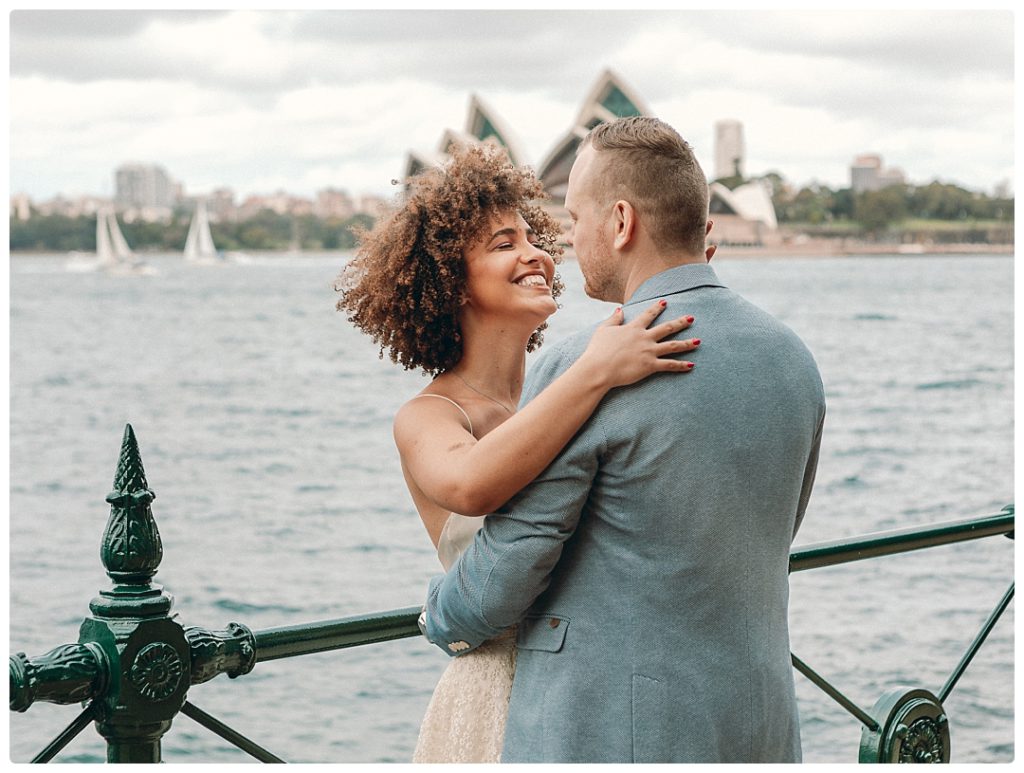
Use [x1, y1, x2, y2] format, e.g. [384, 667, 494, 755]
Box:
[420, 116, 825, 762]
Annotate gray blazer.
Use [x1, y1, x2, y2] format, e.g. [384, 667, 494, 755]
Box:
[423, 263, 826, 762]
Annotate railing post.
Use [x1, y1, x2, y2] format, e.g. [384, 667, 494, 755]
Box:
[7, 424, 1015, 763]
[80, 423, 191, 762]
[9, 425, 193, 761]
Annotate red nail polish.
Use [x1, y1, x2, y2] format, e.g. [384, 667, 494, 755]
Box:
[692, 339, 700, 345]
[659, 300, 667, 307]
[686, 316, 694, 323]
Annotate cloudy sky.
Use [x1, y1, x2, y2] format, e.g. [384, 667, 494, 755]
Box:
[7, 7, 1015, 203]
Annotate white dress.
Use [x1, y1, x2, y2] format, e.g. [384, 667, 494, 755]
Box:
[412, 513, 517, 763]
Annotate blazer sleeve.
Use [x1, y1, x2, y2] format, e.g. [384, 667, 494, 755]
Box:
[421, 345, 603, 656]
[792, 406, 825, 539]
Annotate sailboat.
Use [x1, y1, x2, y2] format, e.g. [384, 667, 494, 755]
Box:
[183, 199, 252, 264]
[66, 208, 154, 275]
[183, 199, 223, 264]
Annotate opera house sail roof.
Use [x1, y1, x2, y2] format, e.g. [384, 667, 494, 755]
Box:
[402, 93, 524, 182]
[399, 67, 778, 245]
[709, 181, 779, 230]
[537, 69, 652, 204]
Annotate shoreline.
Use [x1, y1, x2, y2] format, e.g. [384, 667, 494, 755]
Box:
[10, 243, 1014, 261]
[706, 242, 1014, 260]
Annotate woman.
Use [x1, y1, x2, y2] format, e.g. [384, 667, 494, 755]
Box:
[335, 144, 700, 762]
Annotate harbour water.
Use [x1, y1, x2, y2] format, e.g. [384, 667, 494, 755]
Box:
[8, 251, 1014, 763]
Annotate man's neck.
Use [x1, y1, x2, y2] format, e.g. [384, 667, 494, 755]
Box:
[620, 251, 706, 303]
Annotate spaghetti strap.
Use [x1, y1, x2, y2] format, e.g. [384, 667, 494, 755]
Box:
[408, 394, 474, 435]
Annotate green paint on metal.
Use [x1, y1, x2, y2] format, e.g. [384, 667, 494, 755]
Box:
[254, 606, 424, 662]
[790, 510, 1014, 573]
[84, 425, 189, 762]
[859, 687, 950, 763]
[939, 582, 1015, 703]
[790, 653, 878, 731]
[5, 423, 1015, 764]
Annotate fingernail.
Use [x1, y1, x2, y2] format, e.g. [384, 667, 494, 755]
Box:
[659, 300, 667, 307]
[686, 316, 694, 323]
[692, 339, 700, 345]
[615, 307, 621, 313]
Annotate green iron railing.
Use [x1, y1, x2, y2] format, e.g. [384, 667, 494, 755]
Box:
[9, 425, 1015, 763]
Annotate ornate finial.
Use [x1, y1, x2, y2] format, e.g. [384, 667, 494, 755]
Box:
[100, 424, 162, 585]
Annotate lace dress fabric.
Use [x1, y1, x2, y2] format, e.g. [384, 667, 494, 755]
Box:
[413, 514, 517, 763]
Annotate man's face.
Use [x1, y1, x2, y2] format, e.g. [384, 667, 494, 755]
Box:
[564, 145, 619, 302]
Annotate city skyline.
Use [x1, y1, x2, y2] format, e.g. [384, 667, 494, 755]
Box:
[9, 9, 1015, 202]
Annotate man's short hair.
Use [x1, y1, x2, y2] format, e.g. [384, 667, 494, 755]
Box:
[582, 117, 709, 255]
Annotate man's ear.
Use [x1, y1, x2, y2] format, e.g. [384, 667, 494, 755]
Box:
[705, 219, 716, 263]
[612, 200, 636, 250]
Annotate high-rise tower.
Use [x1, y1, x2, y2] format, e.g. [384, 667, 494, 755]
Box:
[713, 120, 745, 181]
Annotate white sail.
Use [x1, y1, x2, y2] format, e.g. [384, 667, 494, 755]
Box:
[96, 209, 116, 266]
[68, 207, 153, 275]
[184, 200, 219, 262]
[108, 211, 135, 260]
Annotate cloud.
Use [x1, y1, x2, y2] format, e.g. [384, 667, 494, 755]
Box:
[677, 10, 1013, 79]
[7, 9, 1014, 199]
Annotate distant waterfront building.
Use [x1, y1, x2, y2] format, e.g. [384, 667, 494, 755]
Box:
[10, 193, 31, 221]
[713, 119, 745, 181]
[115, 163, 177, 219]
[850, 154, 905, 193]
[357, 194, 390, 218]
[708, 180, 779, 246]
[402, 93, 525, 182]
[207, 187, 237, 222]
[33, 194, 108, 219]
[238, 191, 314, 218]
[315, 188, 356, 220]
[536, 69, 651, 207]
[396, 68, 776, 248]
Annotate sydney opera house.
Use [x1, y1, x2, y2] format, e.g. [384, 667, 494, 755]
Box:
[403, 69, 779, 249]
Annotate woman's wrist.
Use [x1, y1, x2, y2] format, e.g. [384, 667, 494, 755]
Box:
[566, 353, 616, 397]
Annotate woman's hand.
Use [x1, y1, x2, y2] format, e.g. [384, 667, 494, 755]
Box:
[579, 301, 699, 389]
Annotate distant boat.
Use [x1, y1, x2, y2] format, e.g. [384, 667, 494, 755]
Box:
[184, 200, 251, 264]
[66, 208, 154, 275]
[183, 200, 223, 264]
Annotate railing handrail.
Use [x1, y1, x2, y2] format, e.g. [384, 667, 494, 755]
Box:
[246, 507, 1015, 662]
[253, 605, 423, 663]
[789, 506, 1014, 573]
[8, 424, 1013, 763]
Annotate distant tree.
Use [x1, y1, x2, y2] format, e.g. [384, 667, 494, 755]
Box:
[9, 213, 94, 251]
[831, 187, 855, 220]
[759, 171, 787, 200]
[908, 182, 975, 220]
[854, 186, 909, 235]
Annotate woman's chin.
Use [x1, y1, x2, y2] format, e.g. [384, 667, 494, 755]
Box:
[534, 296, 559, 319]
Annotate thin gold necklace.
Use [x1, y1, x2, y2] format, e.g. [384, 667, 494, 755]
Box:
[452, 372, 515, 414]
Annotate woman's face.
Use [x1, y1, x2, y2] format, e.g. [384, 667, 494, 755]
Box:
[461, 210, 557, 324]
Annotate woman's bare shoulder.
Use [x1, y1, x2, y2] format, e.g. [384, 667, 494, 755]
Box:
[394, 388, 474, 440]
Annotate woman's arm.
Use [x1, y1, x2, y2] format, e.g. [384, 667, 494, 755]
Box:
[394, 301, 699, 516]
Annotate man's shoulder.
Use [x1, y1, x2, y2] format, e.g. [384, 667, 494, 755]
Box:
[534, 325, 596, 370]
[520, 326, 597, 403]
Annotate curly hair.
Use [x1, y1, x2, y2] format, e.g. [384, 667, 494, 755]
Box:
[335, 143, 564, 376]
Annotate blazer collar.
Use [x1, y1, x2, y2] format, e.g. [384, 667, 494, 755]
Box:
[624, 263, 726, 307]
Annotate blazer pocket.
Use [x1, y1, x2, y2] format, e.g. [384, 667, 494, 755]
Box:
[516, 614, 569, 652]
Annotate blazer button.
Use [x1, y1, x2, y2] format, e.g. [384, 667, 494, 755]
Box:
[549, 618, 560, 628]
